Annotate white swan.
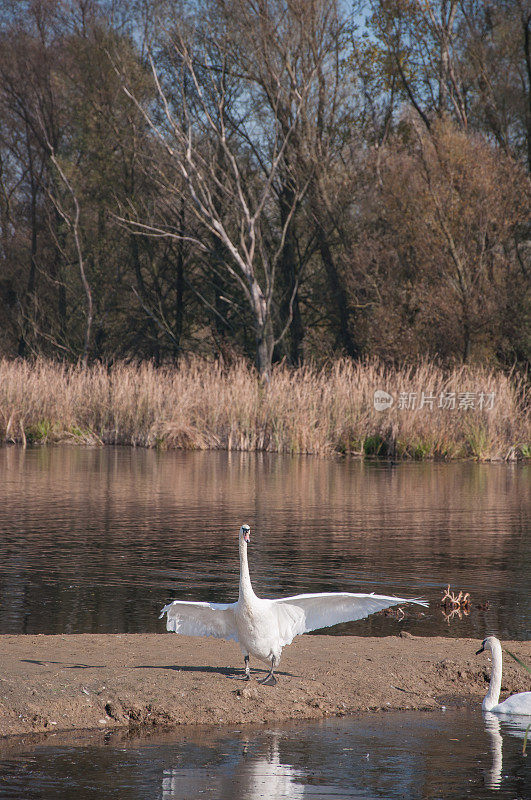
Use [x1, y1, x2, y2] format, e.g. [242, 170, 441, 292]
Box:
[476, 636, 531, 714]
[160, 524, 428, 685]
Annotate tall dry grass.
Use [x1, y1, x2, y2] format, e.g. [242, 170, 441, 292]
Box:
[0, 358, 528, 459]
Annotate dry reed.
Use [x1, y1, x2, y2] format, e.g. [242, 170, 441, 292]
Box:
[0, 358, 528, 460]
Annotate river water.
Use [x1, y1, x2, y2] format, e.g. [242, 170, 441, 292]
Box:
[0, 447, 529, 799]
[0, 447, 528, 639]
[0, 709, 529, 799]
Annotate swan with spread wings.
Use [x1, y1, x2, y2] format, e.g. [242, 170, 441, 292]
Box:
[160, 524, 428, 685]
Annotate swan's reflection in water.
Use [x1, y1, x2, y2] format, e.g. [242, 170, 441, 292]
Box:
[162, 734, 306, 799]
[483, 711, 529, 790]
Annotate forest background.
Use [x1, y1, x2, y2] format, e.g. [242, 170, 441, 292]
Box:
[0, 0, 529, 379]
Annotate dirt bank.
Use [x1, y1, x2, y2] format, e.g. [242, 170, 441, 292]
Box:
[0, 633, 529, 737]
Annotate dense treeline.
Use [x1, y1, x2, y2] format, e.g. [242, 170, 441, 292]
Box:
[0, 0, 529, 378]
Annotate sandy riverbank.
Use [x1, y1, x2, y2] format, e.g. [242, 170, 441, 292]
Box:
[0, 633, 529, 737]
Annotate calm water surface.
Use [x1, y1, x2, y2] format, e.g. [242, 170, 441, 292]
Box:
[0, 446, 529, 639]
[0, 710, 529, 799]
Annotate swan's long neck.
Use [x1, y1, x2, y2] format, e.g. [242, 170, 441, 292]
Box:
[238, 537, 255, 602]
[483, 640, 503, 711]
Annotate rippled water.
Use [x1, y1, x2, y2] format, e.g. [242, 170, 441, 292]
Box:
[0, 710, 529, 799]
[0, 447, 529, 639]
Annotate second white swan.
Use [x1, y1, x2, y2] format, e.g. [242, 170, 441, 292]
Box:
[476, 636, 531, 715]
[160, 524, 428, 684]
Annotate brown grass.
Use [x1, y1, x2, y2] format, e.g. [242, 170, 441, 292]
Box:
[0, 358, 528, 460]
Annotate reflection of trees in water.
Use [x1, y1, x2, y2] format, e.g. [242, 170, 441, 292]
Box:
[0, 447, 527, 635]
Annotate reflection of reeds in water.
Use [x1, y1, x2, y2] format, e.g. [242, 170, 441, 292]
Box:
[1, 446, 527, 582]
[0, 358, 528, 459]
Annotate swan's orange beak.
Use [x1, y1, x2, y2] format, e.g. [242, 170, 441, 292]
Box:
[243, 528, 250, 543]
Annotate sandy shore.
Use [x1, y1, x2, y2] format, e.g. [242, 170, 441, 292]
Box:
[0, 633, 529, 737]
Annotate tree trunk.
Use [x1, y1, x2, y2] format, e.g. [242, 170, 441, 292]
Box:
[523, 13, 531, 173]
[17, 180, 38, 357]
[48, 213, 68, 346]
[211, 237, 231, 346]
[173, 198, 186, 358]
[314, 219, 360, 359]
[277, 181, 304, 365]
[130, 233, 160, 361]
[250, 281, 273, 380]
[462, 315, 470, 364]
[255, 320, 274, 381]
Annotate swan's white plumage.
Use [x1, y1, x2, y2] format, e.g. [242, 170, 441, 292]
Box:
[477, 636, 531, 715]
[491, 693, 531, 715]
[160, 600, 237, 641]
[273, 591, 427, 634]
[160, 525, 428, 681]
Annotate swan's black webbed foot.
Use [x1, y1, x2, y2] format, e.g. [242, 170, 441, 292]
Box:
[258, 672, 277, 686]
[229, 655, 251, 681]
[258, 657, 277, 686]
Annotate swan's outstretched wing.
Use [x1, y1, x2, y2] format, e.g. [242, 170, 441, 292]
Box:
[272, 593, 428, 634]
[160, 600, 238, 641]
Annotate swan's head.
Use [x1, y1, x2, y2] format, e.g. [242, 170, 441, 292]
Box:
[476, 635, 499, 655]
[240, 524, 251, 543]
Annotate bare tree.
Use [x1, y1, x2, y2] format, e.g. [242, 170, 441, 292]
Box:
[460, 0, 531, 171]
[117, 4, 317, 378]
[216, 0, 363, 360]
[365, 0, 467, 129]
[47, 151, 93, 365]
